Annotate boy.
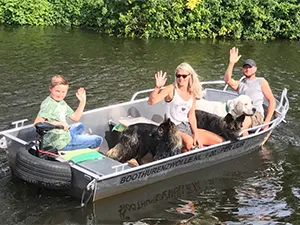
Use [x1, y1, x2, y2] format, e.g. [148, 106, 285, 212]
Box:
[34, 75, 103, 151]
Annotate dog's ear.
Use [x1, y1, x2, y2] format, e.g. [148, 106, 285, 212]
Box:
[163, 114, 169, 122]
[224, 113, 234, 124]
[157, 126, 164, 137]
[236, 114, 246, 124]
[227, 100, 235, 115]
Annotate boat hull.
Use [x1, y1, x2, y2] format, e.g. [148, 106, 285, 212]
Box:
[1, 84, 288, 202]
[88, 132, 267, 201]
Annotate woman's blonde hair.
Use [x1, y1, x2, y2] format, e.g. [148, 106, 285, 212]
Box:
[174, 62, 202, 98]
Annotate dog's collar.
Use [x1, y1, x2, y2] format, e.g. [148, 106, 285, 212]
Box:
[223, 101, 229, 113]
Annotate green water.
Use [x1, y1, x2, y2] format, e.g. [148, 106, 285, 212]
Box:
[0, 26, 300, 224]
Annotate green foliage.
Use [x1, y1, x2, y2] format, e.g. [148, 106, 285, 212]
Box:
[0, 0, 54, 25]
[48, 0, 84, 26]
[80, 0, 105, 28]
[0, 0, 299, 40]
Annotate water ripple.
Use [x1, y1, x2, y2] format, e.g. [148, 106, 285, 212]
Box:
[0, 27, 299, 224]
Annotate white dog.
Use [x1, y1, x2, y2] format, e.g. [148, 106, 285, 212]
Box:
[196, 95, 256, 118]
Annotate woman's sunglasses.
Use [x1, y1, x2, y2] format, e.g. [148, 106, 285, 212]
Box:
[176, 74, 190, 79]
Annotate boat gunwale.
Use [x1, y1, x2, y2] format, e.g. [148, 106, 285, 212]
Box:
[86, 127, 273, 182]
[83, 84, 289, 181]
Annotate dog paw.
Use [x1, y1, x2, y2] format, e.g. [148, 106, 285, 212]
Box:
[127, 159, 139, 167]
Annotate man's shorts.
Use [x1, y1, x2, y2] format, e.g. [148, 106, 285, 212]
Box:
[251, 111, 264, 127]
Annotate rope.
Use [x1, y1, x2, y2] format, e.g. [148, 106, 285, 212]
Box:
[80, 179, 96, 207]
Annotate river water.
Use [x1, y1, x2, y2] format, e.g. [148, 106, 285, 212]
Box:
[0, 26, 300, 224]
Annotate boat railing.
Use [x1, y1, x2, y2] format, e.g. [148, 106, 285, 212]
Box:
[130, 82, 289, 137]
[130, 80, 228, 101]
[239, 116, 280, 135]
[130, 88, 160, 101]
[239, 87, 289, 135]
[112, 163, 130, 173]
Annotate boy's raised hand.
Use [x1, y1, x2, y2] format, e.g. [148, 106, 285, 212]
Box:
[76, 87, 86, 103]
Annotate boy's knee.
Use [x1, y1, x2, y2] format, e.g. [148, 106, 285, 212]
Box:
[89, 136, 103, 148]
[95, 136, 103, 146]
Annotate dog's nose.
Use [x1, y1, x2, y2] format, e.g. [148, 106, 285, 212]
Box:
[252, 108, 256, 113]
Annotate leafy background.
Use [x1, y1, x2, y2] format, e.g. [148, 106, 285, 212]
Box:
[0, 0, 299, 40]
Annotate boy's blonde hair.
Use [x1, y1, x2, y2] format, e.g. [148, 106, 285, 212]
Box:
[174, 62, 203, 98]
[50, 75, 69, 88]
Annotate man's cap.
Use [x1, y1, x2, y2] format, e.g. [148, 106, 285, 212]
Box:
[243, 59, 256, 67]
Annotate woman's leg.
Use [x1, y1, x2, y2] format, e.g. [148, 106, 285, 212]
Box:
[241, 116, 252, 136]
[198, 129, 224, 145]
[180, 132, 194, 152]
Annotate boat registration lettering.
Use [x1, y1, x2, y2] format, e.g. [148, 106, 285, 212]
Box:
[205, 140, 246, 158]
[120, 155, 202, 184]
[120, 140, 246, 184]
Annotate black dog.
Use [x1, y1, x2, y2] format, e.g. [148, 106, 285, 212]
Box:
[196, 110, 245, 141]
[106, 118, 182, 164]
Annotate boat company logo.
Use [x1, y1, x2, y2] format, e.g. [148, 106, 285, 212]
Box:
[119, 140, 246, 184]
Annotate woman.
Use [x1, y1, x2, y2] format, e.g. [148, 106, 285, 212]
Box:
[148, 62, 224, 151]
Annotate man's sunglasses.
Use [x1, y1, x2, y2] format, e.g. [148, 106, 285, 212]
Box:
[176, 74, 190, 79]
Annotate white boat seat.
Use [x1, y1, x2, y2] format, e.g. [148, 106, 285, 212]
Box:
[119, 116, 159, 127]
[109, 116, 159, 132]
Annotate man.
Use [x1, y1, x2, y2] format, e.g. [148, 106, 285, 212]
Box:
[224, 47, 276, 136]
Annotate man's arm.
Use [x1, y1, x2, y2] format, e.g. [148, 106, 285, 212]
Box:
[224, 47, 241, 91]
[261, 79, 276, 126]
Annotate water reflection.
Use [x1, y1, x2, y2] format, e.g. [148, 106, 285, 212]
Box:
[31, 146, 297, 225]
[33, 150, 269, 224]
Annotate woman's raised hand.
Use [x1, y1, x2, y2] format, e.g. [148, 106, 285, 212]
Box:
[155, 71, 167, 89]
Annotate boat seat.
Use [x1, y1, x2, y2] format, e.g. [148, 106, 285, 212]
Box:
[119, 116, 159, 127]
[58, 148, 103, 163]
[77, 156, 131, 176]
[109, 116, 159, 132]
[59, 148, 131, 175]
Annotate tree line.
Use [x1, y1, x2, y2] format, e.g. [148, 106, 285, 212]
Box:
[0, 0, 299, 40]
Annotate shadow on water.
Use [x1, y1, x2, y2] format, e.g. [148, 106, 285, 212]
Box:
[33, 149, 275, 225]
